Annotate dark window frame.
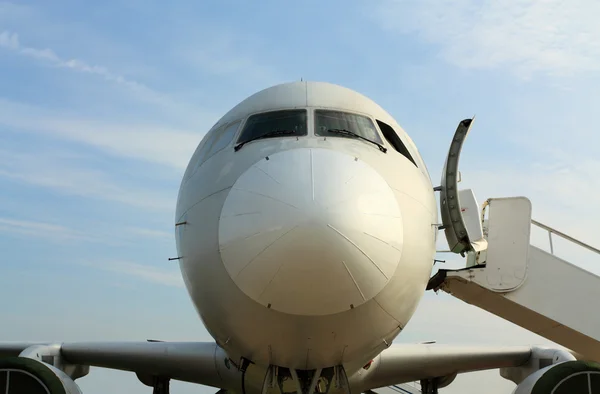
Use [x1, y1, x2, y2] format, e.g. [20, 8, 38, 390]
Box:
[236, 109, 308, 145]
[182, 119, 242, 183]
[376, 119, 417, 167]
[314, 109, 384, 145]
[208, 120, 241, 157]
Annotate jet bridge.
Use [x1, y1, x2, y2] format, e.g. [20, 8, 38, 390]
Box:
[429, 195, 600, 362]
[429, 118, 600, 364]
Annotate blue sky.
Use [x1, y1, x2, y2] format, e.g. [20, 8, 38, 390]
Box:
[1, 1, 600, 393]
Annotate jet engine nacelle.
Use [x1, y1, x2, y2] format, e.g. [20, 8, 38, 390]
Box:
[512, 361, 600, 394]
[0, 357, 83, 393]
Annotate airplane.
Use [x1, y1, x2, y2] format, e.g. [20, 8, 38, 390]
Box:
[0, 81, 596, 394]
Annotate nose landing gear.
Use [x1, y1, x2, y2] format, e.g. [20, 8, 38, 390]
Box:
[136, 373, 170, 394]
[261, 365, 350, 394]
[152, 377, 170, 394]
[419, 377, 439, 394]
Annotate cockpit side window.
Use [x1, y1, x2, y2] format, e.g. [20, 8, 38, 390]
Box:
[181, 126, 220, 182]
[314, 110, 383, 144]
[237, 109, 307, 145]
[182, 120, 241, 183]
[208, 121, 241, 156]
[376, 120, 417, 167]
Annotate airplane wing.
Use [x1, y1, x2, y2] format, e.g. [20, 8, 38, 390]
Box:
[0, 341, 244, 392]
[0, 342, 45, 358]
[349, 343, 534, 391]
[0, 341, 570, 392]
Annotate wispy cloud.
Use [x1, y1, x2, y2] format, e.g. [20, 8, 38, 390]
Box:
[126, 227, 173, 240]
[0, 149, 174, 211]
[0, 98, 202, 170]
[86, 260, 184, 288]
[180, 29, 282, 87]
[0, 216, 176, 248]
[0, 2, 36, 28]
[0, 217, 94, 243]
[373, 0, 600, 78]
[0, 31, 18, 49]
[0, 30, 178, 108]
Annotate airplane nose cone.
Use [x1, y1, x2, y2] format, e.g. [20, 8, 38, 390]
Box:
[218, 148, 403, 316]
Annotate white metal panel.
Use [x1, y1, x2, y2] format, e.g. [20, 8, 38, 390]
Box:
[507, 246, 600, 346]
[458, 189, 487, 252]
[483, 197, 531, 291]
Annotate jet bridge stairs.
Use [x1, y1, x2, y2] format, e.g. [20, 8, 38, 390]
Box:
[380, 193, 600, 393]
[428, 194, 600, 363]
[424, 118, 600, 367]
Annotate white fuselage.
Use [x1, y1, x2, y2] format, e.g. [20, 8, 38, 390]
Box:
[174, 82, 437, 374]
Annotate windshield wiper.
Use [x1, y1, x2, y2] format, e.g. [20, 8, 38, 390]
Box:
[327, 128, 387, 153]
[234, 129, 297, 152]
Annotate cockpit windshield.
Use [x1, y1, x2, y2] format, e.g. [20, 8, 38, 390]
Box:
[314, 110, 383, 145]
[236, 109, 307, 148]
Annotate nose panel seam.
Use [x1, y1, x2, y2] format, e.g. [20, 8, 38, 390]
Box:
[363, 231, 403, 252]
[232, 187, 300, 210]
[326, 224, 390, 280]
[177, 186, 231, 222]
[341, 260, 367, 301]
[391, 186, 432, 215]
[257, 226, 301, 299]
[254, 165, 281, 185]
[235, 225, 298, 279]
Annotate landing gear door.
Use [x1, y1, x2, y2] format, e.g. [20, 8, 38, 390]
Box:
[439, 118, 478, 255]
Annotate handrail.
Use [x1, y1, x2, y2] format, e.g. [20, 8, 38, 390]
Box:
[531, 219, 600, 256]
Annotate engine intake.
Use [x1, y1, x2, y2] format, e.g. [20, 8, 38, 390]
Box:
[0, 357, 82, 394]
[513, 360, 600, 394]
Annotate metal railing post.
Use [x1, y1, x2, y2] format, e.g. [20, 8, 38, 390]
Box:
[531, 219, 600, 256]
